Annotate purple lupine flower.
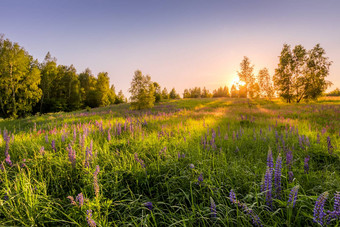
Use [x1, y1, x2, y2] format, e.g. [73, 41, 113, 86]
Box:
[86, 210, 96, 227]
[67, 144, 76, 168]
[144, 202, 153, 210]
[198, 173, 203, 184]
[76, 192, 84, 207]
[274, 154, 282, 198]
[288, 171, 294, 183]
[189, 164, 195, 169]
[210, 197, 217, 218]
[263, 168, 272, 208]
[287, 186, 299, 208]
[229, 190, 262, 226]
[334, 192, 340, 212]
[84, 147, 91, 169]
[286, 150, 293, 170]
[304, 156, 310, 174]
[107, 129, 111, 142]
[93, 165, 100, 198]
[45, 134, 49, 143]
[321, 127, 327, 135]
[327, 136, 334, 154]
[3, 193, 9, 201]
[51, 140, 56, 152]
[313, 192, 329, 226]
[5, 154, 12, 166]
[267, 148, 274, 174]
[73, 128, 77, 142]
[4, 135, 10, 156]
[317, 133, 320, 144]
[229, 189, 236, 203]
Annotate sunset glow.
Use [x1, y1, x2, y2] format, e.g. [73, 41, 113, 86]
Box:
[0, 0, 339, 97]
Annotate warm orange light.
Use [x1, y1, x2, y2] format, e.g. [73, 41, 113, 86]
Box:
[231, 76, 245, 90]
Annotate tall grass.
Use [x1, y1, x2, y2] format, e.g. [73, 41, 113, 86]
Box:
[0, 98, 339, 226]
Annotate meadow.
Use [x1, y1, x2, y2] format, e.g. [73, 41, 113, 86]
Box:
[0, 97, 339, 226]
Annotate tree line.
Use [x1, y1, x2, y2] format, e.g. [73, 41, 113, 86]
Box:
[0, 35, 126, 118]
[0, 33, 334, 116]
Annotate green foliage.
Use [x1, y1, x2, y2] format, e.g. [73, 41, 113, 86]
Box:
[257, 68, 274, 99]
[274, 44, 332, 103]
[237, 56, 255, 98]
[169, 88, 180, 99]
[114, 90, 126, 104]
[161, 87, 169, 100]
[129, 70, 155, 110]
[153, 82, 162, 103]
[212, 86, 229, 98]
[0, 35, 42, 118]
[327, 88, 340, 96]
[0, 98, 339, 226]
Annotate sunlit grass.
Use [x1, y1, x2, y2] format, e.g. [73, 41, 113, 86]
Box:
[0, 97, 339, 226]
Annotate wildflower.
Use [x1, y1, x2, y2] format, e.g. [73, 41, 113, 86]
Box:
[93, 165, 100, 198]
[76, 192, 84, 207]
[51, 140, 56, 152]
[5, 154, 12, 166]
[287, 186, 299, 208]
[317, 133, 320, 144]
[304, 156, 310, 174]
[327, 136, 334, 154]
[198, 173, 203, 184]
[210, 197, 217, 218]
[107, 129, 111, 142]
[288, 171, 294, 183]
[229, 189, 236, 203]
[86, 210, 96, 227]
[263, 168, 272, 208]
[189, 164, 195, 169]
[144, 201, 153, 210]
[267, 148, 274, 174]
[3, 193, 9, 201]
[274, 154, 282, 198]
[334, 192, 340, 212]
[286, 150, 293, 170]
[67, 144, 76, 168]
[313, 192, 329, 226]
[45, 134, 49, 143]
[229, 190, 262, 227]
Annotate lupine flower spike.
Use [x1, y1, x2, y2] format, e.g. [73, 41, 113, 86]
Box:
[287, 186, 299, 208]
[313, 192, 329, 226]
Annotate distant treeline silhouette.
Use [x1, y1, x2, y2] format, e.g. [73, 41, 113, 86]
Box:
[0, 33, 334, 117]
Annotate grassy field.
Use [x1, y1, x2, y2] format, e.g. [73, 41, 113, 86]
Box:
[0, 98, 339, 226]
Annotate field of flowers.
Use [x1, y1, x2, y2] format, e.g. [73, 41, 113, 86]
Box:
[0, 98, 339, 226]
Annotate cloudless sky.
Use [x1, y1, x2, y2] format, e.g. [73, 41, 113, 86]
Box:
[1, 0, 339, 97]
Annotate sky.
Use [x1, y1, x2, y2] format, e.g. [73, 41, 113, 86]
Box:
[1, 0, 339, 97]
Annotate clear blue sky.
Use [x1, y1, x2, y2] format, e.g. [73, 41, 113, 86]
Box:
[1, 0, 339, 96]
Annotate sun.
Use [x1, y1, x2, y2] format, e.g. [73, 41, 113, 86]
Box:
[231, 76, 246, 90]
